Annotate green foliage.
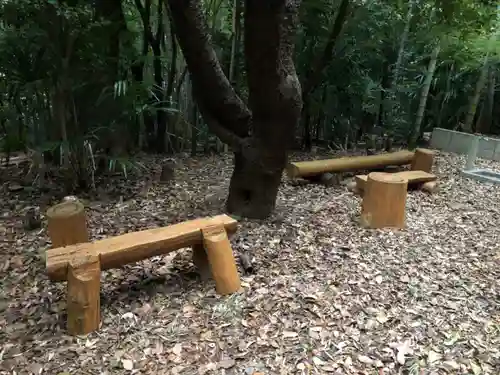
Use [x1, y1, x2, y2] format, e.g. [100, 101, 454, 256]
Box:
[0, 0, 499, 189]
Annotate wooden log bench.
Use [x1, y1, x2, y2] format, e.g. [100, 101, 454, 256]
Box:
[286, 148, 435, 186]
[45, 202, 241, 336]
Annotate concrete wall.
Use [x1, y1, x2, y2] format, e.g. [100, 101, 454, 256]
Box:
[430, 128, 500, 161]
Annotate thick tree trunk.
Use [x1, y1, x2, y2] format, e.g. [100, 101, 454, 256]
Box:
[168, 0, 302, 219]
[227, 0, 302, 218]
[226, 150, 284, 218]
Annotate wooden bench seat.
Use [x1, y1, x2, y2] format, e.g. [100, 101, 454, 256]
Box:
[45, 212, 240, 336]
[46, 214, 238, 281]
[355, 170, 438, 193]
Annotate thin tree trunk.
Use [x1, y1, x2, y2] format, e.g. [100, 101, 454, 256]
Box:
[392, 1, 413, 85]
[463, 7, 499, 132]
[436, 63, 454, 128]
[385, 1, 413, 132]
[152, 1, 167, 152]
[476, 65, 495, 134]
[188, 76, 198, 156]
[409, 41, 440, 147]
[463, 54, 490, 133]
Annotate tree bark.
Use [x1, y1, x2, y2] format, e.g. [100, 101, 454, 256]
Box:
[167, 0, 302, 219]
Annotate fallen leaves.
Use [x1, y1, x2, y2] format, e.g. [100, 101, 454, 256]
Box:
[1, 151, 499, 374]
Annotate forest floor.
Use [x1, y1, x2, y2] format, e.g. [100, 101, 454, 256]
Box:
[0, 150, 499, 375]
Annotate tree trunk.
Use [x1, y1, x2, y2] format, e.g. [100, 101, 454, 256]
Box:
[436, 63, 454, 128]
[392, 1, 413, 85]
[463, 55, 490, 133]
[226, 150, 285, 218]
[152, 1, 167, 153]
[168, 0, 302, 219]
[476, 65, 495, 134]
[165, 11, 178, 152]
[377, 58, 391, 129]
[409, 41, 440, 147]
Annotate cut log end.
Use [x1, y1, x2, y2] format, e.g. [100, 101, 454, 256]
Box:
[361, 172, 408, 229]
[47, 200, 85, 218]
[286, 164, 300, 179]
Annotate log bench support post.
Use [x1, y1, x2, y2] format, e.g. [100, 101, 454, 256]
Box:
[411, 148, 435, 173]
[67, 255, 101, 335]
[191, 225, 242, 295]
[361, 172, 408, 229]
[202, 225, 241, 295]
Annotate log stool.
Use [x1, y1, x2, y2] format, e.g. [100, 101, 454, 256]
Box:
[361, 172, 408, 229]
[411, 148, 435, 173]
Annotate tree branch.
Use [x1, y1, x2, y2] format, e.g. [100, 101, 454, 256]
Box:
[166, 0, 251, 141]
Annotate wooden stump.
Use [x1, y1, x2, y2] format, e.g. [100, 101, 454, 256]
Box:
[67, 255, 101, 335]
[47, 200, 89, 248]
[411, 148, 435, 173]
[192, 243, 211, 281]
[202, 225, 241, 295]
[361, 172, 407, 229]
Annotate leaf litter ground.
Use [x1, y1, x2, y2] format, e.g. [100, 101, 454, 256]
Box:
[0, 150, 499, 375]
